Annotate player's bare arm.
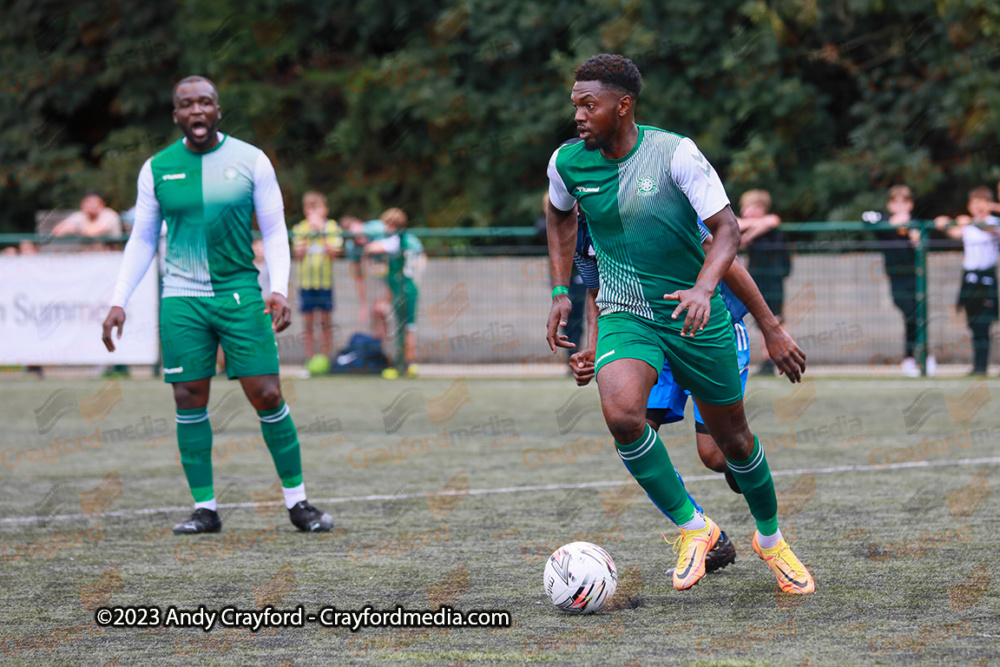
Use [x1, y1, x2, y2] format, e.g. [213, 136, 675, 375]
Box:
[700, 236, 806, 383]
[569, 289, 599, 385]
[545, 201, 578, 352]
[665, 205, 740, 337]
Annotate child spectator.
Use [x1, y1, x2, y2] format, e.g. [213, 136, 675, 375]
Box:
[864, 185, 936, 376]
[363, 208, 425, 378]
[935, 187, 1000, 375]
[738, 189, 790, 375]
[292, 191, 343, 363]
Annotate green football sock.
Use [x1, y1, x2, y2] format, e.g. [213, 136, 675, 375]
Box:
[176, 407, 214, 503]
[258, 401, 303, 488]
[726, 435, 780, 536]
[617, 424, 696, 525]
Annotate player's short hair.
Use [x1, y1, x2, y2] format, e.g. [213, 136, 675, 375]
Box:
[575, 54, 642, 99]
[173, 76, 218, 105]
[82, 189, 103, 200]
[380, 207, 408, 228]
[739, 189, 772, 213]
[969, 186, 995, 202]
[303, 191, 327, 209]
[888, 185, 912, 201]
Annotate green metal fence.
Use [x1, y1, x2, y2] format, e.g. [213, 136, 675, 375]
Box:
[1, 221, 991, 373]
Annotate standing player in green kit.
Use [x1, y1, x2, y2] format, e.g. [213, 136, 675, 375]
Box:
[545, 55, 813, 594]
[101, 76, 334, 534]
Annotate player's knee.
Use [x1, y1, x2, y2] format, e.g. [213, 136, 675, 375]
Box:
[712, 431, 754, 459]
[246, 382, 282, 410]
[172, 382, 208, 410]
[603, 409, 646, 445]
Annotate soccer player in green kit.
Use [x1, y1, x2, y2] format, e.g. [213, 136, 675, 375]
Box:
[101, 76, 334, 534]
[545, 55, 813, 594]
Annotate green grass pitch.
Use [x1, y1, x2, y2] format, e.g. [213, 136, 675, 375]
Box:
[1, 375, 997, 665]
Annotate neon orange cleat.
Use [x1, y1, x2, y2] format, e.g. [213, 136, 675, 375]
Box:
[664, 516, 720, 591]
[752, 532, 815, 594]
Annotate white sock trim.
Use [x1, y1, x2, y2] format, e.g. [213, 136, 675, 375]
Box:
[259, 404, 291, 423]
[177, 411, 210, 424]
[617, 426, 657, 461]
[195, 498, 217, 511]
[727, 442, 764, 474]
[283, 483, 306, 509]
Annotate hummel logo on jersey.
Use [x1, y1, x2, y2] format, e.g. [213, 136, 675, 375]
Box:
[161, 173, 187, 181]
[163, 366, 184, 374]
[575, 186, 600, 193]
[637, 176, 659, 196]
[691, 150, 711, 177]
[233, 292, 240, 305]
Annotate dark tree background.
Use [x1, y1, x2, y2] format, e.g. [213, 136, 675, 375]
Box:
[2, 0, 999, 232]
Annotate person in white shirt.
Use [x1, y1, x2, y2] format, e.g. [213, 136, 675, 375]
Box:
[935, 186, 1000, 375]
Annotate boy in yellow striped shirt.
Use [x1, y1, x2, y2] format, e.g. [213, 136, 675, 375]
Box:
[292, 191, 342, 361]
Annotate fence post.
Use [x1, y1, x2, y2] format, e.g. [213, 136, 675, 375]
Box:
[915, 219, 929, 375]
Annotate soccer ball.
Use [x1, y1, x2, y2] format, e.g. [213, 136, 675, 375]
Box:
[543, 542, 618, 614]
[306, 354, 330, 376]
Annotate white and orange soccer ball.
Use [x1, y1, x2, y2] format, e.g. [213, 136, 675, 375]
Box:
[543, 541, 618, 614]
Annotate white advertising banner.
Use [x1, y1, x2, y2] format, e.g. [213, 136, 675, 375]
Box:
[0, 253, 159, 365]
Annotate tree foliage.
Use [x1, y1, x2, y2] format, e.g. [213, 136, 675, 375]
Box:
[2, 0, 999, 233]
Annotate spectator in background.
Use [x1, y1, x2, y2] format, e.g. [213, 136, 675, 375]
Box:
[344, 215, 390, 335]
[52, 190, 122, 250]
[363, 208, 425, 378]
[0, 241, 39, 257]
[864, 185, 936, 377]
[935, 187, 1000, 376]
[292, 191, 343, 362]
[737, 189, 791, 375]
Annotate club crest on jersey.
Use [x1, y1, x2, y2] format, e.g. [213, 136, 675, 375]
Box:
[637, 175, 658, 196]
[223, 166, 239, 180]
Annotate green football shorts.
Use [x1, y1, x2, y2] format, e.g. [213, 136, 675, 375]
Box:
[160, 291, 279, 383]
[594, 305, 742, 406]
[390, 277, 419, 331]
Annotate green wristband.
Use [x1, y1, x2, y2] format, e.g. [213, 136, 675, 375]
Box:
[552, 286, 569, 298]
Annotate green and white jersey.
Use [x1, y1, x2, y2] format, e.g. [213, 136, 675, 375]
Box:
[547, 126, 730, 324]
[381, 231, 425, 283]
[137, 133, 284, 298]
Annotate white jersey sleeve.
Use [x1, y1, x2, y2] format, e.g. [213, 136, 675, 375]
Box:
[379, 234, 401, 254]
[252, 151, 290, 297]
[547, 148, 576, 212]
[253, 151, 284, 217]
[257, 208, 290, 298]
[110, 159, 161, 308]
[670, 138, 730, 221]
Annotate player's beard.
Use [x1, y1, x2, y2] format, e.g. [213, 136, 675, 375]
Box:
[581, 115, 617, 152]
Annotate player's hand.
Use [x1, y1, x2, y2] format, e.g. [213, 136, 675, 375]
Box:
[101, 307, 126, 352]
[761, 324, 806, 383]
[569, 348, 595, 386]
[265, 293, 292, 333]
[664, 285, 712, 337]
[546, 295, 576, 352]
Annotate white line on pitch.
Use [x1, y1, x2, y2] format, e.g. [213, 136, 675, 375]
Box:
[3, 456, 999, 526]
